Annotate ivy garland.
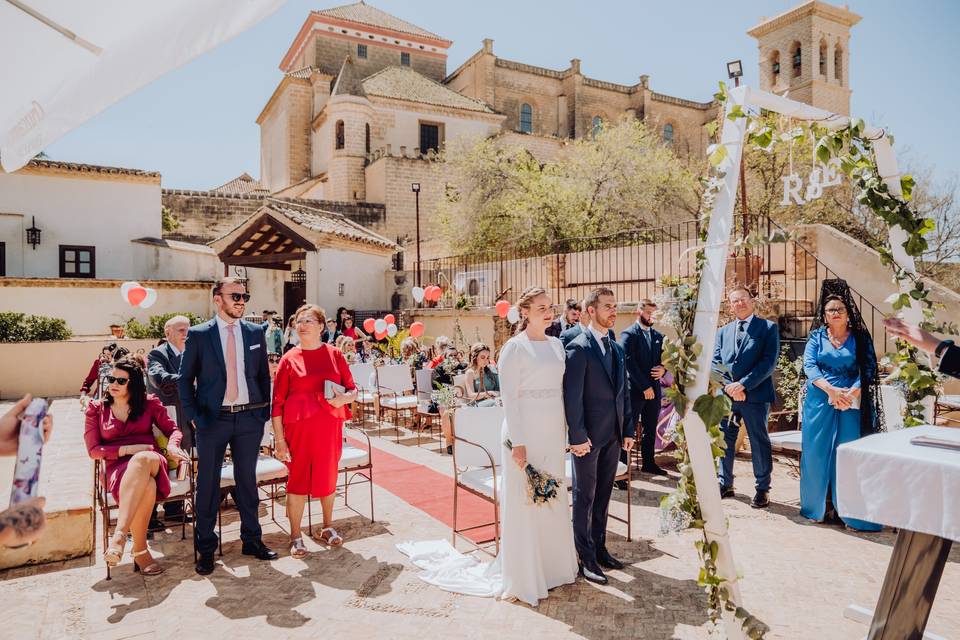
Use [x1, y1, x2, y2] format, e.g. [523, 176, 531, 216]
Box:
[658, 81, 945, 638]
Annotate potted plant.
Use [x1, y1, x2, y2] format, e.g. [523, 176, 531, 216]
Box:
[773, 344, 804, 431]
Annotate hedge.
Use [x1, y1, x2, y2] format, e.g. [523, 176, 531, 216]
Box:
[0, 312, 72, 342]
[125, 312, 205, 339]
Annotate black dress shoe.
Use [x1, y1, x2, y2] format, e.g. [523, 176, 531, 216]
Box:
[719, 484, 735, 499]
[195, 553, 215, 575]
[751, 490, 770, 509]
[242, 540, 279, 560]
[579, 560, 608, 585]
[148, 517, 166, 533]
[614, 479, 629, 491]
[597, 550, 624, 570]
[641, 464, 669, 476]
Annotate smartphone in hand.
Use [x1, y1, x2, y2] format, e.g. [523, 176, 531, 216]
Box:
[9, 397, 47, 505]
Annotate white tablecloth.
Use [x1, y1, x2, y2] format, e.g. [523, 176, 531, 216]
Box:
[837, 426, 960, 542]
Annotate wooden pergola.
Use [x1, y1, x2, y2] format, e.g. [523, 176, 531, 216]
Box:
[217, 212, 316, 274]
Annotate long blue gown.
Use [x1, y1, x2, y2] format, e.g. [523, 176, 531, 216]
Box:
[799, 327, 881, 530]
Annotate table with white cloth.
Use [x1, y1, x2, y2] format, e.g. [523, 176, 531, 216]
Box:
[837, 425, 959, 640]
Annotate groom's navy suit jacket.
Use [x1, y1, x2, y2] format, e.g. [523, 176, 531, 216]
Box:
[177, 319, 271, 429]
[563, 330, 634, 447]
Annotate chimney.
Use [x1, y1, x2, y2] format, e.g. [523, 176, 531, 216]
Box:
[482, 38, 494, 54]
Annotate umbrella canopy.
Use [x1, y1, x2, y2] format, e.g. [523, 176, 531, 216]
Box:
[0, 0, 285, 172]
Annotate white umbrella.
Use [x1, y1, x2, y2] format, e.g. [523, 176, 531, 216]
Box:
[0, 0, 286, 172]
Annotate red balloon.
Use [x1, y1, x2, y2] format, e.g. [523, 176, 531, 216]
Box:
[384, 313, 396, 325]
[375, 330, 387, 340]
[127, 287, 147, 306]
[363, 318, 376, 333]
[495, 300, 511, 318]
[430, 286, 443, 301]
[409, 321, 425, 338]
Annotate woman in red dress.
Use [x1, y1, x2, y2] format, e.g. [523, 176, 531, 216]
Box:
[84, 355, 188, 574]
[272, 304, 357, 558]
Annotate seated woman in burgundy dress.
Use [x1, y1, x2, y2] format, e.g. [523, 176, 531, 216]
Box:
[272, 304, 357, 558]
[84, 355, 189, 575]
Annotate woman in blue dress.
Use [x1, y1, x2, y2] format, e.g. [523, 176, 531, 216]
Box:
[800, 280, 882, 531]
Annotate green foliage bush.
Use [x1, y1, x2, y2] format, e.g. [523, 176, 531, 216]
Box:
[0, 312, 72, 342]
[125, 312, 205, 339]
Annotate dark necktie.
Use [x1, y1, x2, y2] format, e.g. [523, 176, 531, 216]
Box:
[736, 320, 747, 350]
[642, 328, 652, 350]
[601, 335, 614, 369]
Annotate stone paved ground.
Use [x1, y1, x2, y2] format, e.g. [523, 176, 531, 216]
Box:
[1, 399, 958, 639]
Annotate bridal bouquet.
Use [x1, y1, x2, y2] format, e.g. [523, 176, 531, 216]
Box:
[503, 439, 561, 505]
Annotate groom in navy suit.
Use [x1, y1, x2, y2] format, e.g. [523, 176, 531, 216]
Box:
[179, 277, 276, 575]
[713, 285, 779, 509]
[563, 287, 634, 585]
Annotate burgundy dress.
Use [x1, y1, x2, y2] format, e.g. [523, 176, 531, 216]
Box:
[272, 345, 355, 496]
[84, 395, 182, 503]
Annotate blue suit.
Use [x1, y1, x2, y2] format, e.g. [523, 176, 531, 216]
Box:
[712, 315, 779, 492]
[621, 322, 664, 466]
[559, 323, 585, 347]
[178, 318, 271, 554]
[563, 329, 634, 564]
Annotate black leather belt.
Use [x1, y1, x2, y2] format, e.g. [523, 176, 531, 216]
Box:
[220, 402, 270, 414]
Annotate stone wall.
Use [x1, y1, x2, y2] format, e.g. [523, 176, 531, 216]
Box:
[314, 34, 445, 82]
[161, 191, 387, 243]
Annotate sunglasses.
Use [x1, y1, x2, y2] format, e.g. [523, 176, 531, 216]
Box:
[105, 375, 129, 385]
[222, 293, 251, 303]
[268, 355, 281, 363]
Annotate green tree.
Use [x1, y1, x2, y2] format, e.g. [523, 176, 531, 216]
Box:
[436, 118, 700, 253]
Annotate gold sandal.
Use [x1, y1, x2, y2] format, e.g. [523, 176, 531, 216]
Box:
[104, 531, 126, 567]
[132, 548, 164, 575]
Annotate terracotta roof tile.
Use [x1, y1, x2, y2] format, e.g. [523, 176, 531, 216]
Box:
[268, 201, 397, 250]
[23, 158, 159, 177]
[362, 66, 494, 113]
[316, 2, 444, 41]
[210, 173, 268, 195]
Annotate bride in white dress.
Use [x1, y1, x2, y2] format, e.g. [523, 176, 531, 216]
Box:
[398, 287, 578, 606]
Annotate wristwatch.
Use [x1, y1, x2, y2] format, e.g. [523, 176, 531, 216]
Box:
[935, 339, 954, 358]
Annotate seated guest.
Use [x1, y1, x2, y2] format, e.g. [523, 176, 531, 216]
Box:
[336, 334, 359, 363]
[81, 343, 118, 405]
[433, 344, 467, 386]
[547, 299, 581, 338]
[428, 336, 451, 368]
[84, 356, 189, 574]
[323, 319, 340, 345]
[800, 281, 881, 531]
[146, 315, 192, 524]
[272, 305, 357, 557]
[464, 342, 500, 406]
[401, 337, 428, 370]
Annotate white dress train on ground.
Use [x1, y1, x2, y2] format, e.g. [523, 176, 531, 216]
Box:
[397, 332, 578, 607]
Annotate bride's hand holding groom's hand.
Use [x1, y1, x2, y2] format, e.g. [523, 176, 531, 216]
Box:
[511, 444, 527, 468]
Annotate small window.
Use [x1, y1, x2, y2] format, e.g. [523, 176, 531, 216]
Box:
[663, 123, 674, 145]
[819, 40, 827, 76]
[335, 120, 344, 150]
[59, 245, 95, 278]
[519, 103, 533, 134]
[834, 44, 844, 85]
[365, 122, 371, 154]
[591, 115, 603, 137]
[419, 122, 440, 153]
[401, 51, 410, 66]
[357, 44, 367, 59]
[792, 43, 802, 78]
[0, 241, 5, 277]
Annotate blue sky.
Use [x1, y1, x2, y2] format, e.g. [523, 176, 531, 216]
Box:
[45, 0, 959, 189]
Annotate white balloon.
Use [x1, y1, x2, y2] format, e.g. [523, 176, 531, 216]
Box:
[374, 318, 387, 333]
[506, 307, 520, 324]
[138, 288, 158, 309]
[411, 286, 425, 303]
[120, 281, 139, 301]
[386, 323, 398, 337]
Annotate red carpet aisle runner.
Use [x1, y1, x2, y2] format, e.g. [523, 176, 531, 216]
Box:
[347, 437, 497, 544]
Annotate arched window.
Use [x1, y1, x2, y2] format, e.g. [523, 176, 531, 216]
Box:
[819, 39, 828, 77]
[365, 122, 371, 154]
[591, 115, 603, 137]
[770, 50, 781, 85]
[335, 120, 345, 150]
[663, 123, 674, 146]
[834, 43, 844, 85]
[519, 103, 533, 134]
[792, 42, 802, 78]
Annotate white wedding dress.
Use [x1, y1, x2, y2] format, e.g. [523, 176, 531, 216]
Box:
[398, 332, 578, 606]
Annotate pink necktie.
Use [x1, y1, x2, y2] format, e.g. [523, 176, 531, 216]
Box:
[225, 324, 239, 404]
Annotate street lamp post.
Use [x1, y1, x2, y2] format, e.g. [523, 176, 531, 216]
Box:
[411, 182, 421, 287]
[727, 60, 752, 285]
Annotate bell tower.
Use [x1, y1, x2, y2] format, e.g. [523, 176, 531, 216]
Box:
[748, 1, 861, 116]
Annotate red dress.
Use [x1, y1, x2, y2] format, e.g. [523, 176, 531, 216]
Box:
[84, 395, 182, 504]
[272, 345, 355, 496]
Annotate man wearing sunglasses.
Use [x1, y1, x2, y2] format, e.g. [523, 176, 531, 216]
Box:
[179, 277, 276, 575]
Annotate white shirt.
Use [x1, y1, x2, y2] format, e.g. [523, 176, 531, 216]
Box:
[589, 325, 609, 354]
[216, 315, 250, 405]
[167, 343, 182, 358]
[735, 314, 755, 332]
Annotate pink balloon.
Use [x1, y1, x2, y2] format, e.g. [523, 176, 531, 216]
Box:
[384, 313, 396, 325]
[375, 330, 387, 340]
[409, 321, 425, 338]
[127, 287, 147, 307]
[495, 300, 511, 318]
